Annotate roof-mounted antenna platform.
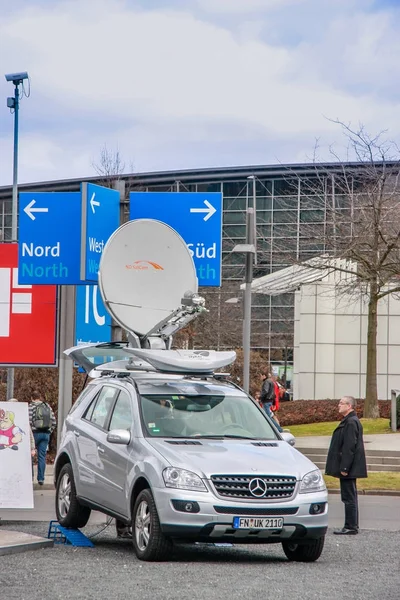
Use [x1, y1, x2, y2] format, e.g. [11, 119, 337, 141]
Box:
[98, 219, 207, 349]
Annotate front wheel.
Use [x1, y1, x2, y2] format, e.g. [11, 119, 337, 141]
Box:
[282, 536, 325, 562]
[55, 463, 91, 529]
[132, 489, 172, 561]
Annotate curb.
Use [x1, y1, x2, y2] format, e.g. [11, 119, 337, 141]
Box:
[328, 488, 400, 496]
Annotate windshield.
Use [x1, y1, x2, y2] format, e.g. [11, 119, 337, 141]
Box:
[139, 389, 279, 440]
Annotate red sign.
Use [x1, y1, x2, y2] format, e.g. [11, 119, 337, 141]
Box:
[0, 244, 58, 366]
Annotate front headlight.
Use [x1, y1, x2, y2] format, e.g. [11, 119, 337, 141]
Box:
[299, 469, 326, 494]
[163, 467, 207, 492]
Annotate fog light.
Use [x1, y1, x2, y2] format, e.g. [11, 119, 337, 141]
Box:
[171, 499, 200, 513]
[309, 502, 326, 515]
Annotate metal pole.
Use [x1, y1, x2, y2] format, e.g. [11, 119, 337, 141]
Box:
[243, 207, 255, 393]
[6, 83, 20, 399]
[391, 390, 398, 433]
[11, 84, 19, 242]
[251, 176, 257, 266]
[57, 285, 76, 449]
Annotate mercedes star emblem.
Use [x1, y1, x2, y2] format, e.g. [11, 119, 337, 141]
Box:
[249, 477, 268, 497]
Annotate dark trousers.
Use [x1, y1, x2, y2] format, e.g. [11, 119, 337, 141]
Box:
[340, 477, 359, 531]
[33, 432, 50, 483]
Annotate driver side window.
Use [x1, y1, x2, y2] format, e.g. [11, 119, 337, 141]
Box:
[109, 390, 133, 431]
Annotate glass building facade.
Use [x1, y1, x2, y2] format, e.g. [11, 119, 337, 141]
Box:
[0, 164, 345, 360]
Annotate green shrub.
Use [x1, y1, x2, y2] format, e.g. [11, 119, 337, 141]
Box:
[278, 399, 390, 427]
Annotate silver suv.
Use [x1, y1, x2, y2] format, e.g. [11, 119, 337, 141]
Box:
[55, 343, 328, 562]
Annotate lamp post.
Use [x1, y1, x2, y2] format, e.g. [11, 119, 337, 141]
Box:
[232, 176, 257, 393]
[232, 209, 255, 393]
[5, 71, 29, 399]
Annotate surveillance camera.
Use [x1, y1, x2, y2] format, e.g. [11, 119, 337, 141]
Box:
[5, 72, 29, 83]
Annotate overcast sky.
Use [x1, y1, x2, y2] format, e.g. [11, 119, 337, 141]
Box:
[1, 0, 399, 186]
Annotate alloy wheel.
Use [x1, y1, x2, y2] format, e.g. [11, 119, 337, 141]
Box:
[58, 472, 71, 518]
[135, 499, 151, 552]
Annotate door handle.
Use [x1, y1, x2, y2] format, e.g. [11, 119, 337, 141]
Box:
[97, 446, 105, 454]
[73, 431, 80, 437]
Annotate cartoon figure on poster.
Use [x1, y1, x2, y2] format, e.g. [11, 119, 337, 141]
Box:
[0, 401, 34, 509]
[0, 408, 24, 450]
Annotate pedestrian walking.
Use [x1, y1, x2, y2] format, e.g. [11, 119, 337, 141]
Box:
[259, 370, 283, 432]
[29, 391, 56, 486]
[325, 396, 367, 535]
[259, 371, 275, 417]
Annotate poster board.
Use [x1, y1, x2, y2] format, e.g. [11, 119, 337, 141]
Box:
[0, 401, 34, 509]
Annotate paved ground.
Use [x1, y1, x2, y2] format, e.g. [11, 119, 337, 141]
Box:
[0, 520, 398, 600]
[1, 489, 399, 600]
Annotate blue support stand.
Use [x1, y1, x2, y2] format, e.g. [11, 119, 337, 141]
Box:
[47, 520, 94, 547]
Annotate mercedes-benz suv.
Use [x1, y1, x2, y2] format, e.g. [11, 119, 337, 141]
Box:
[54, 343, 328, 562]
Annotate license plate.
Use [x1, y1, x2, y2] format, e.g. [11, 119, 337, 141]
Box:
[233, 517, 284, 530]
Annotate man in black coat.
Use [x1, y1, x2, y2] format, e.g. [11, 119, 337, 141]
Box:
[325, 396, 367, 535]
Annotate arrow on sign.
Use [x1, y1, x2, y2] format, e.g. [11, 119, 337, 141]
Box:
[190, 199, 216, 222]
[24, 199, 49, 221]
[90, 192, 100, 214]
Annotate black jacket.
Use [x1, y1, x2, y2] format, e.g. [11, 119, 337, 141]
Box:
[325, 411, 367, 479]
[260, 378, 275, 404]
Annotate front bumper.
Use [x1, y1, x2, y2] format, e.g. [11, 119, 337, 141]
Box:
[154, 486, 328, 543]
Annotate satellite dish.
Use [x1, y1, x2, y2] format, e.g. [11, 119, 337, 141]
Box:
[98, 219, 198, 338]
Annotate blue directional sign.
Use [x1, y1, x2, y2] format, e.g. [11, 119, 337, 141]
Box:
[18, 184, 120, 285]
[18, 192, 82, 284]
[80, 183, 120, 282]
[75, 285, 112, 345]
[129, 192, 222, 286]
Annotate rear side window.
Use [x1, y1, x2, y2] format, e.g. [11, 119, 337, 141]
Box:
[83, 385, 119, 430]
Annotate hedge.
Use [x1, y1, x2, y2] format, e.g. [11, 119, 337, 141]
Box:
[278, 399, 391, 426]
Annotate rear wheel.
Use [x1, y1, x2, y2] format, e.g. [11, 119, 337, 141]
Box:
[132, 489, 172, 561]
[56, 463, 91, 529]
[282, 536, 325, 562]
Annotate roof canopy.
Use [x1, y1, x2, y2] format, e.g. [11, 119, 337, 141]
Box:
[240, 257, 357, 296]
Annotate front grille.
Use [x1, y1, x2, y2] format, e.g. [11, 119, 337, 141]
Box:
[213, 506, 298, 515]
[210, 475, 297, 499]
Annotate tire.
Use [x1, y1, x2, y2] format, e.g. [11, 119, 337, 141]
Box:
[55, 463, 91, 529]
[132, 489, 172, 561]
[282, 536, 325, 562]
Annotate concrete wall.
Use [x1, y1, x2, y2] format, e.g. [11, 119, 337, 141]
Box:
[293, 282, 400, 400]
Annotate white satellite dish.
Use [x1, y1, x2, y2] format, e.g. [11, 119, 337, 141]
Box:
[98, 219, 198, 338]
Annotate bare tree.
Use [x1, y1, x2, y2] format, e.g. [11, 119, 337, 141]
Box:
[271, 123, 400, 417]
[92, 144, 126, 182]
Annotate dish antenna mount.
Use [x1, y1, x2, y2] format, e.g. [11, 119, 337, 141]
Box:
[98, 219, 207, 350]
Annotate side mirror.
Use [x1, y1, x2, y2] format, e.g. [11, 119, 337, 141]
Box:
[107, 429, 131, 445]
[281, 431, 295, 447]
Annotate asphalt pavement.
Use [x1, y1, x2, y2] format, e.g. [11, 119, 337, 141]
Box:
[0, 519, 398, 600]
[1, 489, 399, 600]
